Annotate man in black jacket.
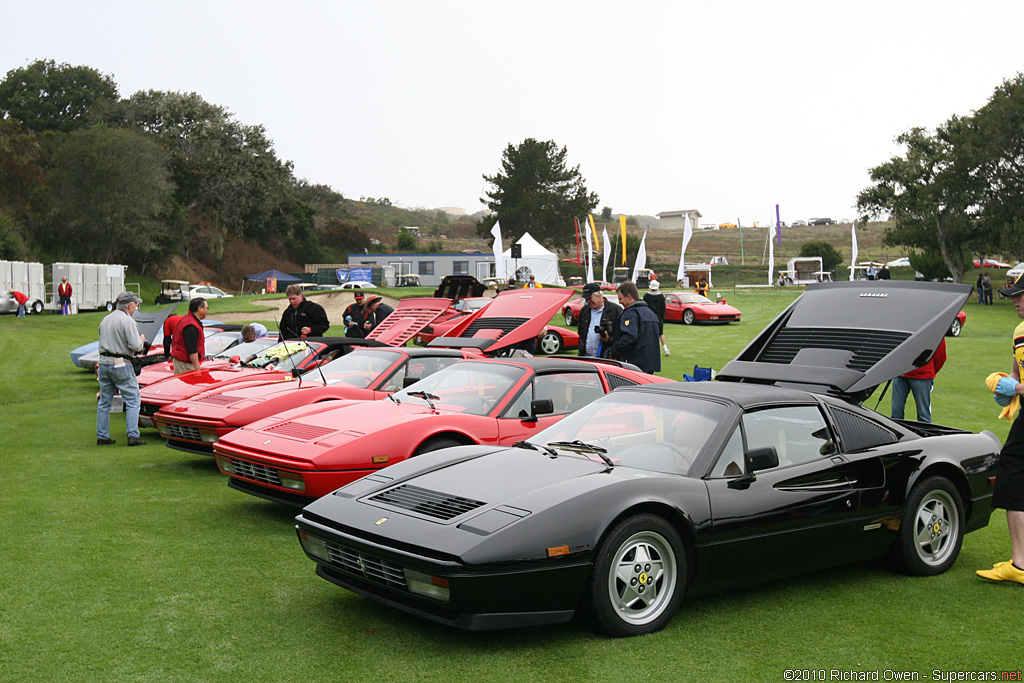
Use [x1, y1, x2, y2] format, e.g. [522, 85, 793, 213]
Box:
[362, 296, 394, 334]
[642, 279, 670, 356]
[280, 285, 330, 339]
[607, 281, 661, 374]
[577, 283, 622, 359]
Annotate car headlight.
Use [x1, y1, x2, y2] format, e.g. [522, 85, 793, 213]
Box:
[404, 569, 450, 602]
[199, 430, 218, 444]
[278, 471, 304, 491]
[297, 531, 330, 563]
[215, 455, 235, 474]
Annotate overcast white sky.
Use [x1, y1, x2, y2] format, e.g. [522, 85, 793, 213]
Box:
[4, 1, 1023, 226]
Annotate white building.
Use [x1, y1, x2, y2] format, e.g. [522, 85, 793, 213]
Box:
[656, 209, 703, 230]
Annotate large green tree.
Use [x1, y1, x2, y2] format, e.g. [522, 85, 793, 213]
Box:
[798, 240, 843, 273]
[43, 126, 178, 272]
[0, 59, 118, 133]
[481, 138, 598, 248]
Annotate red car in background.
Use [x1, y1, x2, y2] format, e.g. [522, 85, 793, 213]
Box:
[664, 292, 742, 325]
[563, 294, 618, 326]
[214, 356, 674, 506]
[153, 346, 481, 455]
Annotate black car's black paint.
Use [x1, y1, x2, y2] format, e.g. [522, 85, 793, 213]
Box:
[293, 282, 997, 634]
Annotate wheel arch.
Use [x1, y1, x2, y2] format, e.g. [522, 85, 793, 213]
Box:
[906, 462, 972, 520]
[593, 501, 699, 590]
[414, 430, 477, 452]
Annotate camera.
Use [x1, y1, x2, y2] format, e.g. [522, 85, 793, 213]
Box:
[594, 320, 613, 337]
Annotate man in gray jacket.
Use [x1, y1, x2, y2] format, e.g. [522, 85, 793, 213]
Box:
[96, 292, 147, 446]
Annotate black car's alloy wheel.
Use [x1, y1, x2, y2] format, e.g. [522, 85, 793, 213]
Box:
[892, 476, 964, 576]
[586, 514, 685, 637]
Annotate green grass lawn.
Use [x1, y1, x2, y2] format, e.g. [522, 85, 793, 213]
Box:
[1, 290, 1021, 682]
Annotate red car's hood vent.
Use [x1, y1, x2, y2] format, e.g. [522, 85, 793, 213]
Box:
[261, 421, 335, 441]
[366, 298, 450, 346]
[460, 316, 529, 338]
[369, 484, 485, 521]
[194, 394, 249, 406]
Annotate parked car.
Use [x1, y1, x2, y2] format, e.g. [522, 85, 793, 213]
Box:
[664, 292, 741, 325]
[340, 281, 377, 290]
[947, 310, 966, 337]
[791, 220, 807, 227]
[972, 259, 1011, 269]
[214, 357, 673, 506]
[153, 347, 481, 455]
[293, 280, 997, 637]
[155, 279, 189, 304]
[1007, 262, 1024, 289]
[183, 284, 233, 300]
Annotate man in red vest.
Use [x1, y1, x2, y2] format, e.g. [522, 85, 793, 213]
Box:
[170, 298, 208, 374]
[58, 277, 73, 315]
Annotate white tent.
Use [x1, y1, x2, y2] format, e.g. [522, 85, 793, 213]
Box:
[502, 232, 565, 285]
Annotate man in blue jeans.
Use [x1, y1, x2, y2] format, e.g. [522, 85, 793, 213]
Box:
[890, 338, 946, 423]
[96, 292, 148, 446]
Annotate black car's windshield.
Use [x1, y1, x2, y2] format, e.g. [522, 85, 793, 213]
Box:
[393, 362, 524, 416]
[533, 392, 729, 475]
[307, 348, 403, 388]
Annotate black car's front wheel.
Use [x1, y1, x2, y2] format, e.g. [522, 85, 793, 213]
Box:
[892, 476, 964, 576]
[585, 514, 686, 637]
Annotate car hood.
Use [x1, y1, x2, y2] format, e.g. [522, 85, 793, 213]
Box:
[717, 280, 971, 397]
[142, 366, 287, 403]
[365, 298, 451, 346]
[431, 288, 574, 354]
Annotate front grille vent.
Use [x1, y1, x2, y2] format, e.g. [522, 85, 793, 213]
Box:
[370, 485, 485, 520]
[229, 458, 281, 486]
[140, 403, 159, 416]
[324, 540, 407, 590]
[459, 317, 528, 339]
[262, 421, 335, 441]
[758, 328, 910, 372]
[165, 423, 202, 441]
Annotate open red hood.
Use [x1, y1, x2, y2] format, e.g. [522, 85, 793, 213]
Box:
[431, 288, 574, 354]
[365, 297, 451, 346]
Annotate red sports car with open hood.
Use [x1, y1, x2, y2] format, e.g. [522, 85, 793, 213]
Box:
[152, 346, 481, 456]
[213, 356, 673, 506]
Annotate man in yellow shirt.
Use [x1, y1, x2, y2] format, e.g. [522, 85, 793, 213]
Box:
[979, 274, 1024, 584]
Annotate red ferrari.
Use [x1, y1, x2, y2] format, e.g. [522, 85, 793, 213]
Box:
[664, 292, 741, 325]
[152, 346, 481, 455]
[213, 357, 673, 505]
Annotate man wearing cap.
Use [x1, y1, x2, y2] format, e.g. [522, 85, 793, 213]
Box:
[280, 284, 330, 339]
[501, 278, 518, 292]
[58, 276, 73, 315]
[170, 298, 208, 375]
[642, 279, 670, 356]
[577, 283, 622, 359]
[362, 296, 394, 334]
[96, 292, 147, 446]
[343, 291, 367, 338]
[978, 274, 1024, 584]
[607, 281, 661, 374]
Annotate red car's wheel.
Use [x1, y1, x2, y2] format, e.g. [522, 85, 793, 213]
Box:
[682, 309, 695, 325]
[564, 308, 575, 326]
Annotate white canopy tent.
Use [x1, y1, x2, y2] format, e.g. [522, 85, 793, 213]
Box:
[502, 232, 565, 285]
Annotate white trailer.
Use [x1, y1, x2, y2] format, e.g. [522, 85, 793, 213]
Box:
[0, 260, 46, 314]
[50, 262, 128, 312]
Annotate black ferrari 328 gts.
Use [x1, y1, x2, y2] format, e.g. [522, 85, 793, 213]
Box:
[295, 281, 998, 637]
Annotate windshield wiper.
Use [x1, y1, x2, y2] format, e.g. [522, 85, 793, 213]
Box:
[407, 391, 439, 410]
[547, 440, 614, 467]
[513, 440, 558, 456]
[387, 394, 401, 405]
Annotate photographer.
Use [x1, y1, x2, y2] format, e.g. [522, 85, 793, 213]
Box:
[607, 281, 661, 374]
[577, 283, 622, 359]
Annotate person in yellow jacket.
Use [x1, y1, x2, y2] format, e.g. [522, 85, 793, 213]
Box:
[526, 275, 543, 289]
[978, 274, 1024, 584]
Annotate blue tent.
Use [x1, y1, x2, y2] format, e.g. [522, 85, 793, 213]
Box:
[241, 269, 302, 294]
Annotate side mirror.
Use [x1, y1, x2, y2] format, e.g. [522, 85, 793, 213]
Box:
[522, 398, 554, 423]
[727, 446, 778, 490]
[402, 376, 421, 388]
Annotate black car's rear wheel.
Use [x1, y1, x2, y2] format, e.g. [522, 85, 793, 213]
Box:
[682, 309, 695, 325]
[892, 476, 964, 576]
[585, 514, 685, 637]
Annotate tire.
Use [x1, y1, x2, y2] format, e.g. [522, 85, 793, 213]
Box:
[104, 301, 114, 312]
[539, 330, 563, 355]
[891, 476, 964, 576]
[413, 437, 463, 456]
[948, 318, 961, 337]
[564, 308, 575, 326]
[585, 514, 686, 637]
[682, 309, 695, 325]
[31, 300, 43, 314]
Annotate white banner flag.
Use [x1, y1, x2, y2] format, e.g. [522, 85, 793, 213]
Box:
[585, 220, 594, 283]
[850, 221, 859, 281]
[602, 227, 611, 283]
[631, 231, 648, 282]
[491, 221, 506, 279]
[676, 213, 693, 284]
[768, 222, 775, 285]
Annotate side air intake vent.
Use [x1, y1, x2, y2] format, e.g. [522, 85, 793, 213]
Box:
[758, 328, 910, 372]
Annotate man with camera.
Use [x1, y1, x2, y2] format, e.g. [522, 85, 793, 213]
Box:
[577, 282, 622, 359]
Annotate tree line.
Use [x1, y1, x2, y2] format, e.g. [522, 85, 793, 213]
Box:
[858, 73, 1024, 282]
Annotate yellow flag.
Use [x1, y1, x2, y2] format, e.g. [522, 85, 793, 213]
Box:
[620, 215, 627, 265]
[588, 214, 598, 247]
